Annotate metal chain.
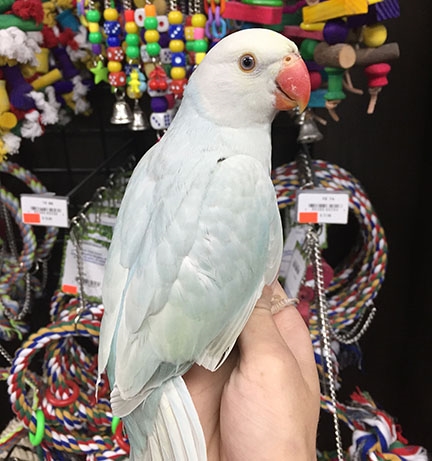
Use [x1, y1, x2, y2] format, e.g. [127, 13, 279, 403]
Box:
[331, 300, 376, 344]
[296, 149, 376, 344]
[0, 201, 19, 262]
[307, 227, 345, 461]
[0, 342, 13, 364]
[296, 148, 345, 461]
[70, 215, 88, 322]
[194, 0, 203, 13]
[15, 273, 32, 320]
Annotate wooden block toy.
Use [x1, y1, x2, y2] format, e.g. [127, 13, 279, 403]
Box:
[222, 1, 283, 25]
[314, 41, 356, 69]
[302, 0, 369, 24]
[355, 42, 400, 66]
[347, 0, 399, 26]
[374, 0, 400, 21]
[282, 25, 323, 40]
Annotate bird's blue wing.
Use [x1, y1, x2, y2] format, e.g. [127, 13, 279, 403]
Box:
[98, 146, 282, 415]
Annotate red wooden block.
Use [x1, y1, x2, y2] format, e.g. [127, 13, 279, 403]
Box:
[222, 2, 283, 25]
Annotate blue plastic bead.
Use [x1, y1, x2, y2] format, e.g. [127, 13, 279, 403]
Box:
[104, 20, 122, 36]
[171, 52, 186, 67]
[168, 24, 184, 40]
[107, 36, 121, 47]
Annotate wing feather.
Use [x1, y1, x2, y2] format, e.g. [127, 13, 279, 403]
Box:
[99, 117, 283, 421]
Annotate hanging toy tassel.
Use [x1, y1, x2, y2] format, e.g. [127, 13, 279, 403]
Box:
[347, 389, 429, 461]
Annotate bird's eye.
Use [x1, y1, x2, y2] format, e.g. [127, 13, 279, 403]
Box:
[239, 53, 256, 72]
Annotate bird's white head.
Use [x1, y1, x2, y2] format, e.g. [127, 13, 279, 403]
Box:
[184, 28, 311, 128]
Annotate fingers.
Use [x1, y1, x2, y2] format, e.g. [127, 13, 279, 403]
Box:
[271, 281, 320, 397]
[240, 281, 320, 398]
[237, 284, 295, 365]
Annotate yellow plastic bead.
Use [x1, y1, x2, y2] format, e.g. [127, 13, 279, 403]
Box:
[195, 51, 206, 64]
[191, 13, 206, 28]
[170, 66, 186, 80]
[88, 22, 100, 33]
[169, 39, 184, 52]
[125, 22, 139, 34]
[185, 26, 194, 41]
[103, 7, 118, 21]
[0, 112, 17, 130]
[168, 10, 183, 24]
[127, 87, 142, 99]
[107, 61, 122, 72]
[362, 24, 387, 48]
[145, 29, 160, 43]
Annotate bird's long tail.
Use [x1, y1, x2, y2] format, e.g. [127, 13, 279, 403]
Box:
[123, 376, 207, 461]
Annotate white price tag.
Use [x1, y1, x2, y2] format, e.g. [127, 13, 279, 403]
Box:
[279, 225, 307, 281]
[284, 243, 307, 298]
[296, 189, 350, 224]
[61, 238, 108, 300]
[21, 194, 69, 228]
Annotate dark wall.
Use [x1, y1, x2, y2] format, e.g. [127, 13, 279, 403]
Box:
[301, 2, 432, 451]
[1, 0, 431, 455]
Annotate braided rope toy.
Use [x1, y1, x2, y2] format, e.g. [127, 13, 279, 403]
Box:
[0, 160, 60, 296]
[0, 186, 37, 341]
[0, 382, 40, 461]
[319, 391, 428, 460]
[271, 160, 428, 459]
[5, 292, 129, 460]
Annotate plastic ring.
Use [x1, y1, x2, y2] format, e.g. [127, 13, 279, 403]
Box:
[114, 420, 130, 453]
[111, 415, 120, 434]
[211, 14, 227, 39]
[45, 380, 80, 407]
[28, 409, 45, 446]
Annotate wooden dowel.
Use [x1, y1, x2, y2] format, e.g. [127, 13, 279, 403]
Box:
[313, 42, 356, 69]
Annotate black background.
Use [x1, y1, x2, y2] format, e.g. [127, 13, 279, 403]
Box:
[1, 0, 431, 456]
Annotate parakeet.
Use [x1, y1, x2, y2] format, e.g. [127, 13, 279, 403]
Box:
[98, 27, 311, 460]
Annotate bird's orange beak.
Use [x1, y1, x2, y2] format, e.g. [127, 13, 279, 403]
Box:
[274, 53, 311, 113]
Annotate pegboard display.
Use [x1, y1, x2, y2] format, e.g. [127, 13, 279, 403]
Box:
[0, 0, 430, 459]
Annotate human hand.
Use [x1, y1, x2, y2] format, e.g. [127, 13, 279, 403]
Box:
[183, 281, 320, 461]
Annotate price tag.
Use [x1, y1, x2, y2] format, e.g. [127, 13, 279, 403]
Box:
[284, 243, 307, 299]
[296, 189, 349, 224]
[61, 238, 108, 300]
[21, 194, 69, 228]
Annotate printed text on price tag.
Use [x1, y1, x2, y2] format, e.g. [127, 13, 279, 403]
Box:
[21, 194, 69, 228]
[296, 189, 349, 224]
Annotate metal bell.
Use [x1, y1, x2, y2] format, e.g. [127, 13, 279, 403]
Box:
[129, 99, 150, 131]
[296, 108, 324, 144]
[110, 90, 133, 125]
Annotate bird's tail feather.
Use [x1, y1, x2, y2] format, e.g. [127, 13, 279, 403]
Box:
[125, 376, 207, 461]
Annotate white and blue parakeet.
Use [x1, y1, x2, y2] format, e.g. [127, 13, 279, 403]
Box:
[98, 27, 311, 460]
